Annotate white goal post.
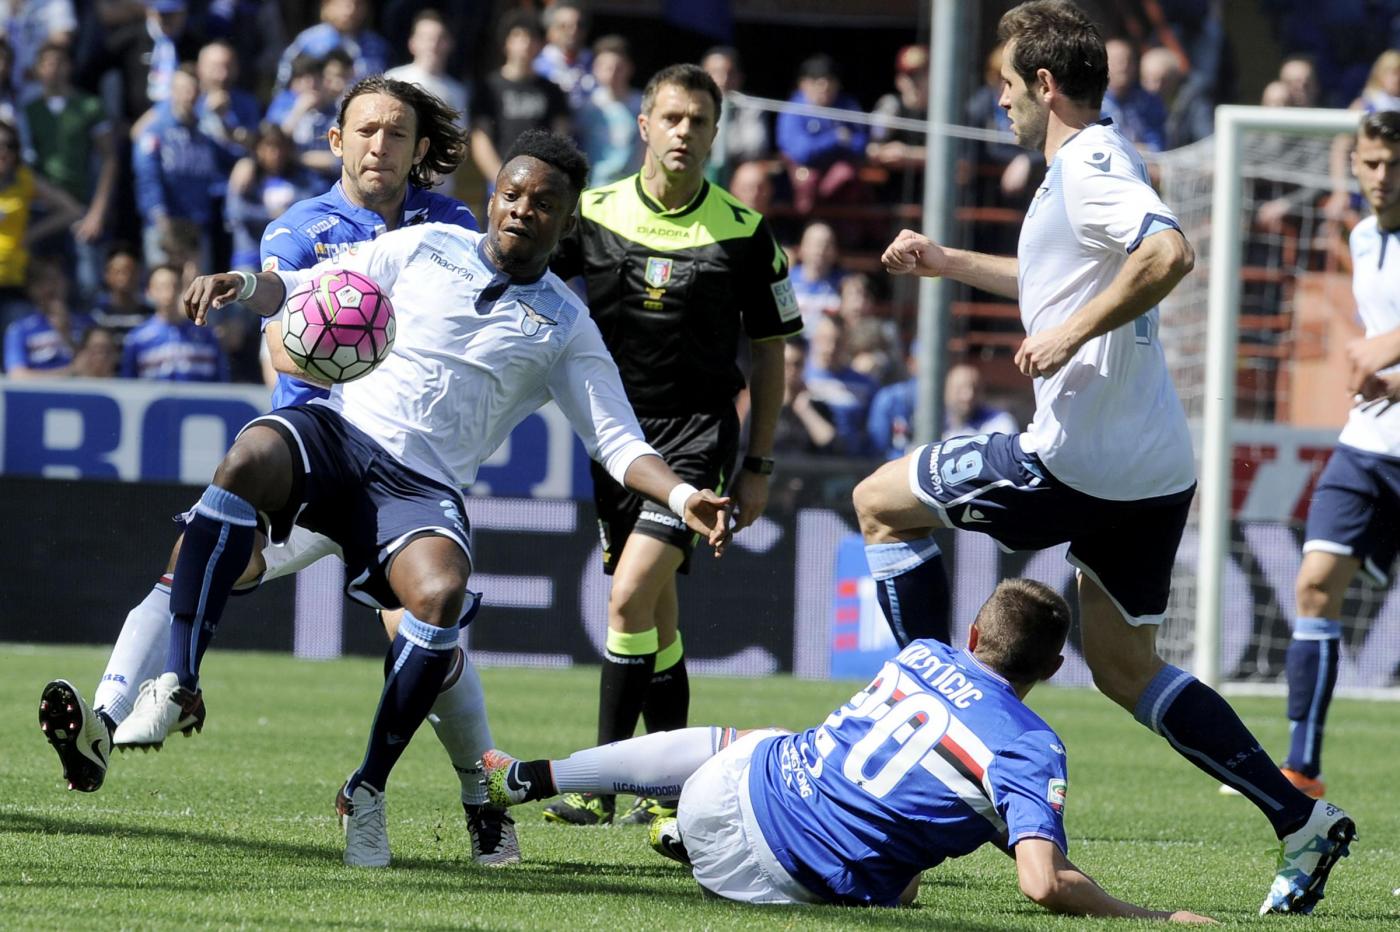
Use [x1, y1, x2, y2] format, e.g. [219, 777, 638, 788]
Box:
[1196, 106, 1362, 688]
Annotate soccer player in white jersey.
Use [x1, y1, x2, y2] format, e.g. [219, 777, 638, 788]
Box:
[480, 579, 1213, 922]
[67, 131, 732, 868]
[858, 1, 1353, 916]
[37, 75, 520, 865]
[1266, 110, 1400, 797]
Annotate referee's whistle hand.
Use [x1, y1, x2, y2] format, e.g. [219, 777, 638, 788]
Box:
[683, 490, 732, 556]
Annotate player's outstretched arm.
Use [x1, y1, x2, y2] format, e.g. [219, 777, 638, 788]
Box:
[881, 228, 1020, 299]
[182, 272, 288, 325]
[1014, 229, 1193, 379]
[1014, 838, 1215, 923]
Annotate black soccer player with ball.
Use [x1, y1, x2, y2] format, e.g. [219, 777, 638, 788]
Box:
[61, 132, 734, 869]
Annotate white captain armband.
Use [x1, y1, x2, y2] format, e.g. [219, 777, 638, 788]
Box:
[235, 270, 257, 301]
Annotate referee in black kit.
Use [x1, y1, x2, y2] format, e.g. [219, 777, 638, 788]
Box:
[548, 63, 802, 826]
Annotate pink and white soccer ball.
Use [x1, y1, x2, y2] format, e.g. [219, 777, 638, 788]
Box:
[282, 269, 395, 383]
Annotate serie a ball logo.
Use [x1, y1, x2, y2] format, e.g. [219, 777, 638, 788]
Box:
[282, 270, 395, 384]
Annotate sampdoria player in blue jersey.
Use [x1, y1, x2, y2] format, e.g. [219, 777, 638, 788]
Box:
[481, 579, 1211, 921]
[855, 1, 1353, 917]
[39, 77, 522, 866]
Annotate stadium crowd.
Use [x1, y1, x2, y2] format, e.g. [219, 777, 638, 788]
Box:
[0, 0, 1396, 457]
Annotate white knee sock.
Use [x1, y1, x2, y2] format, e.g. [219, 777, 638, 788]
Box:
[427, 649, 494, 806]
[551, 726, 733, 797]
[93, 581, 172, 724]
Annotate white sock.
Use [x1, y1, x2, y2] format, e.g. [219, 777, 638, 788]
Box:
[93, 581, 172, 724]
[426, 649, 494, 806]
[551, 726, 732, 797]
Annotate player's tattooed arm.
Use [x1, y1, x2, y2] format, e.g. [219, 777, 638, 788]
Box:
[182, 272, 288, 325]
[1014, 838, 1216, 923]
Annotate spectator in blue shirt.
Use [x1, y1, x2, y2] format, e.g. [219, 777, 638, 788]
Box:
[534, 0, 593, 110]
[133, 65, 233, 267]
[71, 325, 120, 378]
[791, 221, 844, 329]
[224, 124, 320, 271]
[280, 49, 353, 183]
[805, 315, 877, 456]
[88, 242, 152, 342]
[275, 0, 390, 91]
[3, 255, 95, 378]
[1101, 38, 1167, 152]
[194, 40, 261, 161]
[776, 55, 869, 216]
[120, 263, 227, 381]
[575, 35, 641, 186]
[868, 359, 1019, 461]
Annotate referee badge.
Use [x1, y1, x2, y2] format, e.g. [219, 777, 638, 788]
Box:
[644, 256, 673, 289]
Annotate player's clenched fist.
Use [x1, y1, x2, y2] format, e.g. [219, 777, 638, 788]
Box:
[1346, 331, 1400, 392]
[882, 229, 947, 277]
[1015, 322, 1082, 379]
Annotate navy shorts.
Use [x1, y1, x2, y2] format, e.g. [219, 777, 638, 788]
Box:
[1303, 444, 1400, 587]
[245, 404, 472, 610]
[591, 408, 738, 576]
[909, 432, 1195, 625]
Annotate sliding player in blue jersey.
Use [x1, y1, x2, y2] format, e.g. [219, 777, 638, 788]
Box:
[39, 76, 519, 865]
[481, 579, 1211, 921]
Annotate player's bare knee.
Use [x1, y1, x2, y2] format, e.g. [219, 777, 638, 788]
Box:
[211, 428, 292, 509]
[1085, 649, 1159, 709]
[608, 591, 656, 632]
[1294, 575, 1331, 617]
[853, 475, 897, 540]
[401, 576, 466, 628]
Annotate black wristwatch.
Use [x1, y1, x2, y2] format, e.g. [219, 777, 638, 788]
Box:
[742, 455, 775, 476]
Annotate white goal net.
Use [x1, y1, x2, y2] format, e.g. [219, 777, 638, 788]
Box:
[1156, 106, 1400, 695]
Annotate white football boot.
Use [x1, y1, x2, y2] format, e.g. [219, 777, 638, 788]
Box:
[38, 679, 111, 792]
[337, 777, 390, 868]
[112, 672, 206, 750]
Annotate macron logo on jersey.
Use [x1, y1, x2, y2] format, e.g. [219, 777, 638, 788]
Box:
[1085, 151, 1112, 173]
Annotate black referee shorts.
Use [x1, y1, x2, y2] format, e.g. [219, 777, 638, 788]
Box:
[591, 408, 739, 576]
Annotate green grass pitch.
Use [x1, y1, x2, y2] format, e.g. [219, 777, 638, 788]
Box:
[3, 644, 1397, 930]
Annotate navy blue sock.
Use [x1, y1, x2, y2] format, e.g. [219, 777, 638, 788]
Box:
[167, 486, 257, 689]
[865, 537, 950, 646]
[1136, 665, 1315, 838]
[350, 612, 460, 793]
[1283, 618, 1341, 778]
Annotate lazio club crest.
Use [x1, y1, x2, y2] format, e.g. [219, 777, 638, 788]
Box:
[644, 256, 673, 289]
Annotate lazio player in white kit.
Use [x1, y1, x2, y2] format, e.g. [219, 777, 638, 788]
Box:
[1267, 110, 1400, 796]
[858, 1, 1353, 916]
[63, 133, 732, 869]
[481, 580, 1212, 921]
